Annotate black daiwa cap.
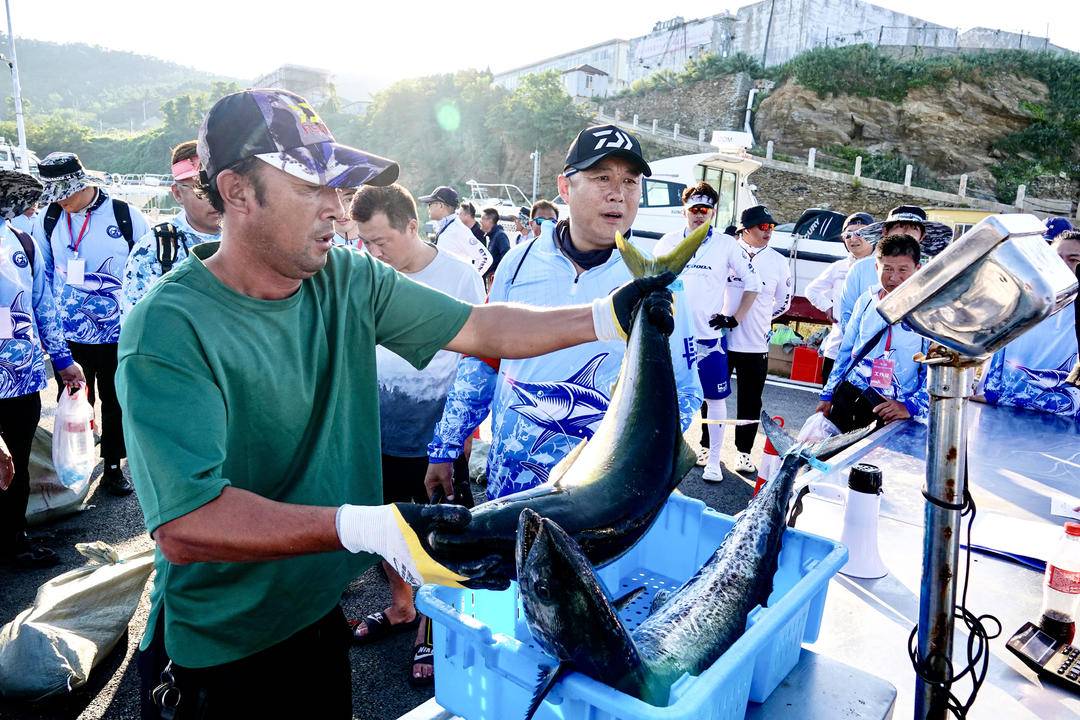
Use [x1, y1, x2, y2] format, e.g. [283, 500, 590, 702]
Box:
[564, 125, 651, 177]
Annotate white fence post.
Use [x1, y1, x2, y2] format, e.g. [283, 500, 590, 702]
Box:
[958, 174, 968, 197]
[614, 109, 621, 123]
[854, 156, 863, 178]
[904, 164, 913, 187]
[673, 123, 680, 140]
[652, 119, 658, 134]
[766, 140, 774, 160]
[632, 113, 639, 128]
[598, 106, 604, 117]
[698, 129, 706, 143]
[1015, 184, 1027, 209]
[807, 148, 816, 171]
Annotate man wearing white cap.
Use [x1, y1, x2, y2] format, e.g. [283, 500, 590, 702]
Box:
[655, 182, 761, 481]
[32, 152, 150, 495]
[121, 141, 221, 317]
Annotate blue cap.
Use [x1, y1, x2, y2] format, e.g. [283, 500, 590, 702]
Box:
[1043, 217, 1073, 241]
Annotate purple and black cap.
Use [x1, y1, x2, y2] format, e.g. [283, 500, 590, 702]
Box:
[564, 124, 651, 177]
[197, 89, 398, 191]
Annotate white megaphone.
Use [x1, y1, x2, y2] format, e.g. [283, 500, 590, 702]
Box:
[839, 463, 888, 579]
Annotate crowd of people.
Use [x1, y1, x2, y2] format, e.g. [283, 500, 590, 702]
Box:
[0, 87, 1078, 718]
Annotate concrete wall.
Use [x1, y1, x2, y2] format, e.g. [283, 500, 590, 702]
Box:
[494, 40, 631, 93]
[958, 28, 1063, 53]
[628, 15, 736, 83]
[733, 0, 955, 66]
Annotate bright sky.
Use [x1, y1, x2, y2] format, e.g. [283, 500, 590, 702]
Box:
[6, 0, 1079, 95]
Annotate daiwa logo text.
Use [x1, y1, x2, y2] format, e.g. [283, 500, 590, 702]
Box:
[591, 129, 634, 151]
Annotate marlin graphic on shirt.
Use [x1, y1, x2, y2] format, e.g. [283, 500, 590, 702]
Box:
[507, 353, 611, 454]
[74, 258, 122, 327]
[9, 291, 32, 340]
[1013, 358, 1080, 416]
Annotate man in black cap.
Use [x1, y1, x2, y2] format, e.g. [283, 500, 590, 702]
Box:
[425, 123, 701, 504]
[420, 185, 491, 275]
[719, 205, 791, 475]
[806, 211, 875, 383]
[116, 93, 671, 717]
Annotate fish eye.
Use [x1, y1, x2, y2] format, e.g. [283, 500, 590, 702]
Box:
[534, 580, 551, 600]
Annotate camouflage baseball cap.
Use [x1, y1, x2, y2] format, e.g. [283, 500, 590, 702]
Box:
[197, 89, 398, 190]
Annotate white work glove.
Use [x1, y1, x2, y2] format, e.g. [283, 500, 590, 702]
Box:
[336, 503, 471, 587]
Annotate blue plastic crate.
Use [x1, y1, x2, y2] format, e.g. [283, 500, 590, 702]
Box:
[417, 493, 847, 720]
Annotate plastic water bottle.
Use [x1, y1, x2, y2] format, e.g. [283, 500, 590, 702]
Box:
[1039, 521, 1080, 645]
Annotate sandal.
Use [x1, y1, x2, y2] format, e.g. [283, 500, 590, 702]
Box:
[408, 642, 434, 688]
[347, 610, 419, 645]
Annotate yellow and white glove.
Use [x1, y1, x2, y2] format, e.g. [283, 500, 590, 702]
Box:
[336, 503, 471, 588]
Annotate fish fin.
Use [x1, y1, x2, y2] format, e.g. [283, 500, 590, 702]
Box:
[528, 428, 562, 455]
[759, 411, 796, 457]
[545, 438, 588, 486]
[611, 586, 646, 613]
[807, 421, 877, 461]
[525, 661, 572, 720]
[647, 588, 672, 615]
[565, 353, 608, 388]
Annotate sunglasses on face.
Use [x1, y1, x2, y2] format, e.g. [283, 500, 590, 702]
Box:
[686, 206, 713, 216]
[755, 223, 776, 231]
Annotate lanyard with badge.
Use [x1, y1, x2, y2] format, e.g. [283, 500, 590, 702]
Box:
[65, 207, 92, 286]
[869, 325, 897, 390]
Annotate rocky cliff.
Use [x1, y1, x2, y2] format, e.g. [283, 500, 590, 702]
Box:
[753, 75, 1050, 196]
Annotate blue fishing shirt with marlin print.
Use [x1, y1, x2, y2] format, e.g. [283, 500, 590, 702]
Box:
[981, 303, 1079, 419]
[0, 222, 73, 399]
[32, 190, 150, 344]
[428, 222, 703, 500]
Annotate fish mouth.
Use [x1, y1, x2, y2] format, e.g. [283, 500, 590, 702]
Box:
[516, 508, 544, 570]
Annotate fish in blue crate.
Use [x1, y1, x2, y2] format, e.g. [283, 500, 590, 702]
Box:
[515, 413, 874, 716]
[425, 226, 708, 589]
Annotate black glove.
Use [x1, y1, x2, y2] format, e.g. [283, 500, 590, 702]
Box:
[595, 271, 677, 341]
[708, 314, 739, 331]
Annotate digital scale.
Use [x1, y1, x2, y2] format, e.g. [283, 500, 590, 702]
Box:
[1006, 622, 1080, 694]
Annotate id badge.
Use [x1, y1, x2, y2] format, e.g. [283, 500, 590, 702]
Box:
[870, 357, 896, 390]
[66, 258, 85, 286]
[0, 307, 12, 339]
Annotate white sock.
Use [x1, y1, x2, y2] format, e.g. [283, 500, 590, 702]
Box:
[705, 398, 727, 467]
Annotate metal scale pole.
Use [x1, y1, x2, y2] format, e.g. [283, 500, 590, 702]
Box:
[915, 353, 978, 719]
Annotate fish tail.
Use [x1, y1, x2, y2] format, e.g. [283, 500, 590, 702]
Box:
[615, 223, 710, 279]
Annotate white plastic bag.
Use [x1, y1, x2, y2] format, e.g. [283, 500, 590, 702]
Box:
[796, 411, 841, 446]
[0, 543, 154, 700]
[31, 385, 96, 520]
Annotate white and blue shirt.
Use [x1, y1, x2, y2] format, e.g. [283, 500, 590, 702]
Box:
[821, 284, 931, 423]
[121, 210, 219, 318]
[838, 255, 878, 331]
[981, 303, 1078, 419]
[33, 190, 150, 344]
[0, 222, 73, 398]
[427, 222, 703, 500]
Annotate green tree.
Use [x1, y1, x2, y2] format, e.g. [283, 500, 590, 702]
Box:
[493, 71, 587, 155]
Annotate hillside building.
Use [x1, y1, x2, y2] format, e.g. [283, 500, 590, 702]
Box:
[251, 64, 335, 106]
[493, 0, 1069, 98]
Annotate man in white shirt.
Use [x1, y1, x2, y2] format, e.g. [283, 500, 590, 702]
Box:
[723, 205, 792, 474]
[655, 183, 761, 481]
[805, 212, 874, 384]
[348, 182, 485, 685]
[420, 185, 491, 275]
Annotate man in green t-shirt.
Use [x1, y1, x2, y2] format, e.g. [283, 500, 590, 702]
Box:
[118, 90, 668, 719]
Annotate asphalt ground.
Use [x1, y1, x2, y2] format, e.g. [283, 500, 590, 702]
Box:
[0, 377, 820, 720]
